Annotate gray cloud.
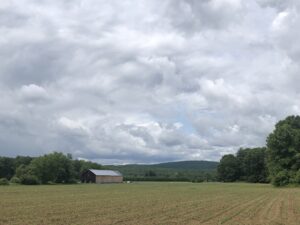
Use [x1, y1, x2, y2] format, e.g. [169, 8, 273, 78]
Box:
[0, 0, 300, 164]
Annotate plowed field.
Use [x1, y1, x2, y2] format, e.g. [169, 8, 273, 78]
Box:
[1, 182, 299, 225]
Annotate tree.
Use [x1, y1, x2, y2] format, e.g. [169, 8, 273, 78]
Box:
[29, 152, 75, 184]
[237, 147, 268, 183]
[15, 164, 34, 178]
[0, 152, 103, 184]
[217, 154, 240, 182]
[20, 174, 40, 185]
[14, 156, 33, 169]
[0, 157, 15, 180]
[267, 115, 300, 186]
[145, 170, 157, 177]
[73, 159, 103, 180]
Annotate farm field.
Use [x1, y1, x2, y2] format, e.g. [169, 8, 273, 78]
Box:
[1, 182, 300, 225]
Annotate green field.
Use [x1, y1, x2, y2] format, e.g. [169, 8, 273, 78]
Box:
[1, 182, 300, 225]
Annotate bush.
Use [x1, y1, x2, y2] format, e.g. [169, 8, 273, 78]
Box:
[46, 181, 56, 185]
[272, 170, 289, 187]
[293, 170, 300, 184]
[10, 176, 21, 184]
[67, 178, 78, 184]
[0, 178, 9, 185]
[20, 174, 40, 185]
[192, 178, 204, 183]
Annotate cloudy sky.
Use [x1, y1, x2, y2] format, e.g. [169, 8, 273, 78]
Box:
[0, 0, 300, 164]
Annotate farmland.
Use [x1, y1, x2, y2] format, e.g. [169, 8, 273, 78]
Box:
[1, 182, 300, 225]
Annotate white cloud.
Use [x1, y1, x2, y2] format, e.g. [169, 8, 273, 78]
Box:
[272, 11, 289, 30]
[19, 84, 49, 102]
[0, 0, 300, 163]
[58, 117, 89, 132]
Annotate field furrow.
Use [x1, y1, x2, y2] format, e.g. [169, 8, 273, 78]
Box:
[1, 183, 300, 225]
[199, 194, 267, 224]
[220, 194, 272, 224]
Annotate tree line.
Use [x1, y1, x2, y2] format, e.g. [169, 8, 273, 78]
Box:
[217, 115, 300, 186]
[0, 153, 218, 185]
[123, 170, 217, 183]
[217, 147, 268, 183]
[0, 152, 102, 185]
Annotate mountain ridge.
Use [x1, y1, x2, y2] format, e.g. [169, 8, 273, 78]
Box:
[105, 160, 219, 180]
[115, 160, 219, 170]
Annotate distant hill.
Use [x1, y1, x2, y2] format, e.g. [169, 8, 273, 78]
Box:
[105, 160, 219, 181]
[151, 160, 219, 171]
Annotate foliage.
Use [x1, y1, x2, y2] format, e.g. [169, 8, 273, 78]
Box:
[29, 152, 75, 184]
[14, 156, 34, 168]
[0, 152, 103, 185]
[151, 161, 219, 170]
[272, 170, 290, 187]
[20, 174, 40, 185]
[10, 176, 21, 184]
[66, 178, 78, 184]
[237, 147, 268, 183]
[73, 159, 103, 180]
[0, 156, 33, 180]
[123, 177, 190, 182]
[0, 154, 217, 184]
[217, 148, 268, 183]
[145, 170, 157, 177]
[0, 157, 15, 180]
[192, 177, 204, 183]
[0, 178, 9, 185]
[294, 170, 300, 184]
[267, 115, 300, 186]
[106, 161, 218, 182]
[217, 154, 240, 182]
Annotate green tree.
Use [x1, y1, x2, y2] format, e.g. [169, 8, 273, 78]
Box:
[237, 147, 268, 183]
[20, 174, 40, 185]
[29, 152, 75, 184]
[10, 176, 21, 184]
[14, 156, 33, 169]
[15, 164, 33, 178]
[0, 157, 15, 180]
[267, 115, 300, 186]
[73, 159, 102, 179]
[217, 154, 240, 182]
[145, 170, 157, 177]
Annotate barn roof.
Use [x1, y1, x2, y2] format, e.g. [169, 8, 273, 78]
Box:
[89, 169, 122, 176]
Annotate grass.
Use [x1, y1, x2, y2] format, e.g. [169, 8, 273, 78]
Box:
[1, 182, 300, 225]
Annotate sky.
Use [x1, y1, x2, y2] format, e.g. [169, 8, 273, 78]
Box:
[0, 0, 300, 164]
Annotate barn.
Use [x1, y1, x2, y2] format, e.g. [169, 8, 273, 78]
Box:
[81, 169, 123, 184]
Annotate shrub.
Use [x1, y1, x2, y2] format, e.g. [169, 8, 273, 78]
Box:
[10, 176, 21, 184]
[20, 174, 40, 185]
[272, 170, 289, 187]
[67, 178, 78, 184]
[293, 170, 300, 184]
[46, 181, 56, 185]
[192, 178, 204, 183]
[0, 178, 9, 185]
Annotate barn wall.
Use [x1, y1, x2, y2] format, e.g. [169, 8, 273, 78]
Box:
[95, 176, 123, 184]
[81, 170, 96, 183]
